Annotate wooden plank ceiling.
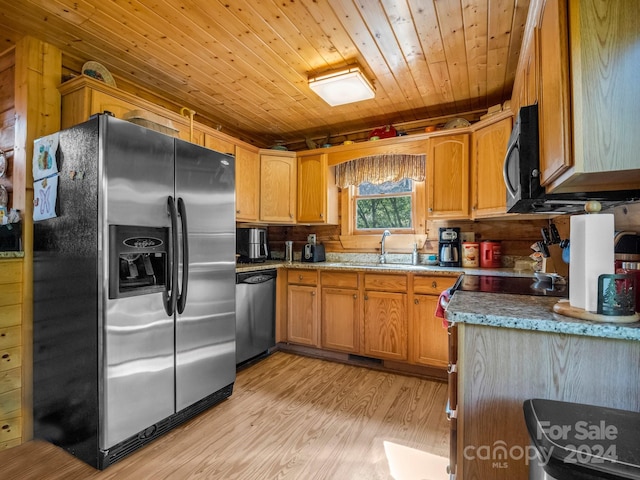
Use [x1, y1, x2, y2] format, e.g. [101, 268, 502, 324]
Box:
[0, 0, 529, 149]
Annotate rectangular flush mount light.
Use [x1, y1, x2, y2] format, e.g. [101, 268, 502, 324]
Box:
[308, 66, 375, 106]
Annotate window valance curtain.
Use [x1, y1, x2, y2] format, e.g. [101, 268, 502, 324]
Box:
[335, 154, 426, 188]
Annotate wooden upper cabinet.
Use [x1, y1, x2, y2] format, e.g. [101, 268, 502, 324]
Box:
[296, 153, 338, 224]
[471, 116, 512, 218]
[259, 151, 297, 223]
[205, 134, 235, 156]
[536, 0, 640, 192]
[537, 0, 572, 186]
[426, 133, 470, 219]
[235, 145, 260, 222]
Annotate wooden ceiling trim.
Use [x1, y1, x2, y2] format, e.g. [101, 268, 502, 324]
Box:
[502, 0, 530, 101]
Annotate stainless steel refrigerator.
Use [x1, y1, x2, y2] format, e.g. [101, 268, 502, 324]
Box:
[33, 114, 236, 469]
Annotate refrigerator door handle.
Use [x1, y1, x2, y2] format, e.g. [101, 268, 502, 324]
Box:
[164, 195, 178, 316]
[177, 197, 189, 314]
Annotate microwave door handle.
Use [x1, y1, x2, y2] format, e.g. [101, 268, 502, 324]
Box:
[176, 197, 189, 314]
[164, 196, 178, 316]
[502, 140, 519, 199]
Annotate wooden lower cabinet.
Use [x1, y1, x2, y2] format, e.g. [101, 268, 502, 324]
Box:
[321, 287, 359, 353]
[363, 291, 407, 361]
[285, 269, 453, 369]
[410, 275, 457, 368]
[410, 295, 448, 367]
[287, 284, 319, 347]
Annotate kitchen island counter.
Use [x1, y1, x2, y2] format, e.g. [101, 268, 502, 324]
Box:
[446, 292, 640, 480]
[446, 291, 640, 341]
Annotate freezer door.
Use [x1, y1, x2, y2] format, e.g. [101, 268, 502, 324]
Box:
[102, 117, 176, 448]
[174, 140, 236, 411]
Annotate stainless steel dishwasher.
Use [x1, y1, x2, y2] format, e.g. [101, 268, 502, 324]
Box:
[235, 269, 277, 365]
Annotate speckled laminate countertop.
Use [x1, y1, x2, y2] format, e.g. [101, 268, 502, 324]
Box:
[445, 291, 640, 341]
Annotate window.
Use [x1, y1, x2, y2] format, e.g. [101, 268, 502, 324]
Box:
[353, 179, 415, 231]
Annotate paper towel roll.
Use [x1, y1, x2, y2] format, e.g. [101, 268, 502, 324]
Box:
[569, 213, 614, 312]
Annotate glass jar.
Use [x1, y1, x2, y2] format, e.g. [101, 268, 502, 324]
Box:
[616, 261, 640, 313]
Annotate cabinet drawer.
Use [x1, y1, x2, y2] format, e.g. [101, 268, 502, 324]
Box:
[321, 271, 358, 288]
[0, 347, 21, 372]
[364, 273, 407, 292]
[0, 388, 20, 417]
[0, 326, 20, 350]
[288, 269, 318, 285]
[413, 275, 457, 295]
[0, 414, 21, 448]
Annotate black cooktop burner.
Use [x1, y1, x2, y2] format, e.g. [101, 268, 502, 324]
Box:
[454, 274, 568, 297]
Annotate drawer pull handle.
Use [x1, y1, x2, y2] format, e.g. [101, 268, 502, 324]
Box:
[1, 424, 9, 430]
[414, 299, 419, 305]
[299, 275, 303, 280]
[432, 281, 437, 288]
[353, 294, 357, 299]
[311, 291, 316, 296]
[364, 295, 368, 300]
[2, 354, 9, 359]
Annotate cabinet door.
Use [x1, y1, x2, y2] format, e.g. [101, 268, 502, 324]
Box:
[235, 146, 260, 222]
[471, 117, 512, 218]
[537, 0, 572, 185]
[297, 154, 337, 224]
[287, 285, 319, 347]
[363, 291, 407, 361]
[426, 134, 469, 219]
[321, 287, 360, 353]
[205, 134, 235, 156]
[410, 294, 448, 367]
[260, 154, 296, 223]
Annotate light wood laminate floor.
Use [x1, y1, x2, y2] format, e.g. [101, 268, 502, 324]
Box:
[1, 352, 449, 479]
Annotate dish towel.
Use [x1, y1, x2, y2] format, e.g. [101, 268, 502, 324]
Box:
[434, 288, 453, 328]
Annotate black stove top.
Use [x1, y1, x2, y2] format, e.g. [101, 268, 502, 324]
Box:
[454, 274, 568, 297]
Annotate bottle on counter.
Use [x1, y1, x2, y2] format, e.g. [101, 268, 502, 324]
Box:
[412, 243, 419, 265]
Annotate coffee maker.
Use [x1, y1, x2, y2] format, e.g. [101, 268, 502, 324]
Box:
[439, 227, 461, 267]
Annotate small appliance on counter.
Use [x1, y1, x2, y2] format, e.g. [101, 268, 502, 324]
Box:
[301, 233, 326, 263]
[236, 227, 268, 263]
[439, 227, 461, 267]
[480, 240, 502, 268]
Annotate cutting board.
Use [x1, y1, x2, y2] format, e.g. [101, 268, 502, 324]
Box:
[553, 299, 639, 323]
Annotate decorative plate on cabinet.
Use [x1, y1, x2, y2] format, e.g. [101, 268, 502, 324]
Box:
[82, 61, 116, 87]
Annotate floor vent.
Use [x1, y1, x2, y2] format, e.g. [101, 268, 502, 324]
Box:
[348, 354, 383, 366]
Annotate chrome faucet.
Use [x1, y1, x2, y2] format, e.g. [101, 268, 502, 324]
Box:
[379, 229, 391, 264]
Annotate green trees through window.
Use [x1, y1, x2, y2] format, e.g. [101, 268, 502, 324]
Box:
[355, 179, 413, 230]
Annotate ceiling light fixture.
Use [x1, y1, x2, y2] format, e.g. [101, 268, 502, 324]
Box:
[308, 66, 375, 106]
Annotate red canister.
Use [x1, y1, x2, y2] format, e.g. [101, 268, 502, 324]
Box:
[480, 241, 502, 268]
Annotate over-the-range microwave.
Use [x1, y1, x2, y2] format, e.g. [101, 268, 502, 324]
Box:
[503, 104, 640, 214]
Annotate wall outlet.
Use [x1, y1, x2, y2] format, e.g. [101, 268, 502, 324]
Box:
[307, 234, 316, 245]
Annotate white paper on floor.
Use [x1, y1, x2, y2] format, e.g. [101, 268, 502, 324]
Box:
[383, 441, 448, 480]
